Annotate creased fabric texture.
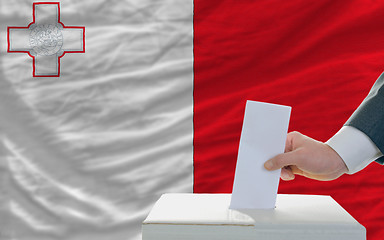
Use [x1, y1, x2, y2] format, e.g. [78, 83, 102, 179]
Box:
[0, 1, 193, 240]
[194, 1, 384, 240]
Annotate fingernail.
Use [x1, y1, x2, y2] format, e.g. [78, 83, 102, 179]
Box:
[264, 161, 273, 170]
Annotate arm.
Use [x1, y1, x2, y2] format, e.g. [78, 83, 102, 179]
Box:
[265, 72, 384, 180]
[345, 72, 384, 164]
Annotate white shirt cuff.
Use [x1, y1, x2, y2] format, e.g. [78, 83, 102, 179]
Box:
[326, 126, 383, 174]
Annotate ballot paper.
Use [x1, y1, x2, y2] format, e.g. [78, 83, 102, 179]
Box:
[230, 100, 291, 209]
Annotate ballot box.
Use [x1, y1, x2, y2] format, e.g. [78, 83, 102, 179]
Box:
[142, 193, 366, 240]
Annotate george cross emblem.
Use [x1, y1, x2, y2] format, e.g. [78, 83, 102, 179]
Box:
[7, 2, 85, 77]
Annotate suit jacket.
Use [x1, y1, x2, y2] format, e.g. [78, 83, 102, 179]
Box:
[346, 72, 384, 164]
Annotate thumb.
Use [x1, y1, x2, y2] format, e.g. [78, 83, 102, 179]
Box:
[264, 151, 301, 171]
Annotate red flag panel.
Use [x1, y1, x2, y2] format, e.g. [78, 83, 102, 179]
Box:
[194, 1, 384, 239]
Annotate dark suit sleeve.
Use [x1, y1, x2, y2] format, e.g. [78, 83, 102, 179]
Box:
[345, 72, 384, 164]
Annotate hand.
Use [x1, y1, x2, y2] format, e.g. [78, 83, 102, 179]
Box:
[264, 131, 348, 181]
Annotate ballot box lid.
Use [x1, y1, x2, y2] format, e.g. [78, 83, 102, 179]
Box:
[143, 194, 365, 234]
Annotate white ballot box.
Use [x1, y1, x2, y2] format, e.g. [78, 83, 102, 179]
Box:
[142, 193, 366, 240]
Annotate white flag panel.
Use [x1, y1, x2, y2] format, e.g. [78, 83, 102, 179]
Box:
[0, 1, 193, 240]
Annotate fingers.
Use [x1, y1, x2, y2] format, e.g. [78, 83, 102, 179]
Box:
[281, 167, 295, 181]
[264, 150, 302, 171]
[284, 131, 302, 152]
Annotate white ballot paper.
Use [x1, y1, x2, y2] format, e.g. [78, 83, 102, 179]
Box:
[230, 100, 291, 209]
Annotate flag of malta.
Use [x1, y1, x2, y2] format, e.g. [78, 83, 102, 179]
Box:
[0, 1, 383, 240]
